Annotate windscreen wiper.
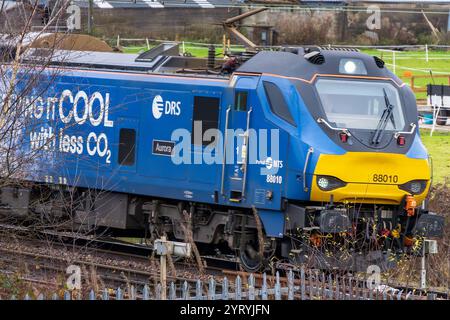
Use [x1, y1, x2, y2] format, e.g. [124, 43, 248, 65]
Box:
[371, 89, 396, 144]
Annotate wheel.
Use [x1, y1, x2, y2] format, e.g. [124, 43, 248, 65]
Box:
[239, 242, 264, 272]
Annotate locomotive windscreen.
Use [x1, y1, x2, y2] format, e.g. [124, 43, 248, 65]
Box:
[315, 79, 406, 131]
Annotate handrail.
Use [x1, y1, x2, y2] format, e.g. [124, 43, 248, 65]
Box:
[394, 123, 416, 138]
[317, 118, 351, 136]
[303, 147, 314, 192]
[220, 107, 231, 196]
[241, 107, 252, 199]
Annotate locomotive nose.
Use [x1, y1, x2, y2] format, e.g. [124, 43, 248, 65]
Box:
[309, 152, 431, 205]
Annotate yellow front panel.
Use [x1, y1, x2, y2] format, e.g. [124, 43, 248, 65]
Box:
[310, 152, 431, 205]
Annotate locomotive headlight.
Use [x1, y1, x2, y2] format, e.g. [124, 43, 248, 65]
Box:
[410, 182, 422, 194]
[316, 175, 347, 191]
[344, 60, 356, 73]
[399, 180, 427, 195]
[317, 177, 330, 189]
[339, 58, 367, 75]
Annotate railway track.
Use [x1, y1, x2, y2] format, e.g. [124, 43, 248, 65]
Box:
[0, 223, 447, 300]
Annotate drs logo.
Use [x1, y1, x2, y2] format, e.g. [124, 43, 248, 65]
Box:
[152, 95, 181, 120]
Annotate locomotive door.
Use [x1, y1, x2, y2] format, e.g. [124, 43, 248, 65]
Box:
[221, 77, 254, 203]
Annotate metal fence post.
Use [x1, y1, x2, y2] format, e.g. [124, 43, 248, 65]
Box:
[405, 291, 412, 300]
[116, 288, 123, 300]
[222, 277, 229, 300]
[335, 276, 340, 300]
[169, 282, 176, 300]
[321, 272, 326, 300]
[235, 276, 242, 300]
[261, 273, 268, 300]
[89, 289, 96, 300]
[288, 269, 294, 300]
[195, 280, 202, 300]
[315, 271, 321, 299]
[143, 285, 150, 300]
[275, 271, 281, 300]
[342, 276, 347, 300]
[308, 270, 314, 299]
[208, 277, 216, 300]
[182, 281, 190, 300]
[64, 291, 71, 300]
[130, 285, 136, 300]
[156, 283, 162, 300]
[248, 274, 255, 300]
[300, 267, 306, 300]
[328, 274, 333, 300]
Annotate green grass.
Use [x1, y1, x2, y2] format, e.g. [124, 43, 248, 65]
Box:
[420, 129, 450, 185]
[122, 45, 244, 57]
[361, 49, 450, 100]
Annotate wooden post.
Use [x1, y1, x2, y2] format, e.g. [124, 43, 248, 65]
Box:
[223, 34, 226, 56]
[88, 0, 94, 35]
[160, 236, 167, 300]
[146, 38, 150, 50]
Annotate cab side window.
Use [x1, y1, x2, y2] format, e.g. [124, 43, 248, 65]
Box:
[192, 96, 220, 146]
[263, 81, 296, 126]
[234, 91, 248, 111]
[118, 128, 136, 166]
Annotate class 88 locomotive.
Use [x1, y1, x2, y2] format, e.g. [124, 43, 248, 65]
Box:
[0, 44, 445, 271]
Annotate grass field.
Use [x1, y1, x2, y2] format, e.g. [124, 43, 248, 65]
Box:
[361, 49, 450, 100]
[420, 129, 450, 185]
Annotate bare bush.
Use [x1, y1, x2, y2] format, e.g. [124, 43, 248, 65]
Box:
[274, 11, 335, 45]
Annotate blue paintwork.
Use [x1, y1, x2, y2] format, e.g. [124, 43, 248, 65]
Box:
[406, 132, 429, 160]
[257, 210, 285, 238]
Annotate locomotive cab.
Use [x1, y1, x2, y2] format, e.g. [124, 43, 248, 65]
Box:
[238, 47, 444, 270]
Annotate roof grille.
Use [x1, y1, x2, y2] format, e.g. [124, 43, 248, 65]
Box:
[373, 56, 385, 68]
[304, 51, 325, 65]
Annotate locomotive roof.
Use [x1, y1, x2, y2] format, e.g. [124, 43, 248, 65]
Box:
[236, 47, 395, 80]
[20, 44, 230, 80]
[19, 45, 395, 82]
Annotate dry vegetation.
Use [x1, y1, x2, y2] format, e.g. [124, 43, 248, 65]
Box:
[386, 183, 449, 290]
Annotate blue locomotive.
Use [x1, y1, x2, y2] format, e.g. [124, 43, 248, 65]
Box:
[0, 44, 445, 271]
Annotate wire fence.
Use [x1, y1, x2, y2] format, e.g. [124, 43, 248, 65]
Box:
[3, 269, 444, 300]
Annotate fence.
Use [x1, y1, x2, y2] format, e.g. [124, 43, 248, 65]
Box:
[4, 269, 443, 300]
